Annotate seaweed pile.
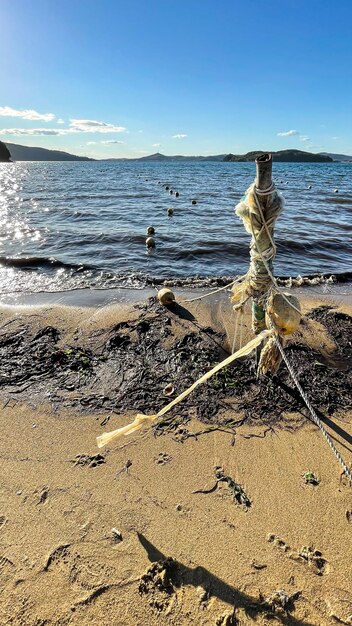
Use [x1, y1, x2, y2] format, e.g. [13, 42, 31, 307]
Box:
[0, 300, 351, 433]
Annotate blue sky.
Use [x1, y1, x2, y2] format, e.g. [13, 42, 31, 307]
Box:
[0, 0, 351, 158]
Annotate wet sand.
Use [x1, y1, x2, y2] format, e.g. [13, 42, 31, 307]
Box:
[0, 286, 351, 625]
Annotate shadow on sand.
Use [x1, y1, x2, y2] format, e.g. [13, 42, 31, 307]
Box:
[137, 533, 316, 626]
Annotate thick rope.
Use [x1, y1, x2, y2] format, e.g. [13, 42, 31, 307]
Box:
[97, 330, 272, 447]
[184, 276, 243, 303]
[273, 332, 352, 483]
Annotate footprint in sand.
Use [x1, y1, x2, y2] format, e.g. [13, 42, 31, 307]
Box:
[71, 453, 106, 468]
[267, 534, 329, 575]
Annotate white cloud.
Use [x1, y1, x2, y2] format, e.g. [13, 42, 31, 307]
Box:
[0, 117, 127, 137]
[299, 136, 310, 142]
[277, 130, 299, 137]
[57, 118, 65, 124]
[101, 139, 124, 145]
[0, 128, 66, 136]
[152, 143, 161, 147]
[173, 133, 187, 139]
[0, 106, 55, 121]
[87, 141, 97, 145]
[69, 119, 126, 133]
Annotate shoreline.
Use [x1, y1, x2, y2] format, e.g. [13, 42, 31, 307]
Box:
[1, 279, 352, 309]
[0, 289, 351, 625]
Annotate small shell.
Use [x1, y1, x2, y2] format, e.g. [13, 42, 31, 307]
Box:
[163, 383, 175, 396]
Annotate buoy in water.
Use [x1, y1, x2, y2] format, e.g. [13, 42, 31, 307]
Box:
[192, 199, 197, 205]
[170, 190, 173, 194]
[308, 185, 312, 190]
[167, 208, 174, 217]
[146, 237, 155, 249]
[157, 288, 175, 306]
[175, 191, 179, 197]
[147, 225, 155, 236]
[165, 186, 169, 190]
[334, 188, 339, 193]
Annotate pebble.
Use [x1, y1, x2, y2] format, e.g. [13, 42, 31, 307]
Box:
[16, 490, 22, 496]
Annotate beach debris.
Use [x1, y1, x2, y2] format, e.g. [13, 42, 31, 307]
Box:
[167, 207, 174, 216]
[111, 528, 123, 543]
[163, 383, 175, 396]
[147, 225, 155, 235]
[115, 459, 132, 477]
[146, 236, 155, 249]
[36, 486, 49, 505]
[154, 452, 172, 465]
[191, 199, 197, 204]
[260, 589, 301, 614]
[346, 510, 352, 523]
[214, 466, 251, 510]
[157, 288, 175, 306]
[71, 453, 105, 468]
[251, 560, 267, 570]
[303, 470, 319, 485]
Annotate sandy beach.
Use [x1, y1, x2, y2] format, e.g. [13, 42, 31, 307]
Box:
[0, 286, 351, 625]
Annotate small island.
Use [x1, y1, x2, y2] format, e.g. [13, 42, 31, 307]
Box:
[224, 149, 333, 162]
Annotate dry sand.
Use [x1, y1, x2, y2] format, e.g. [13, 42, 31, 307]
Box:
[0, 287, 351, 626]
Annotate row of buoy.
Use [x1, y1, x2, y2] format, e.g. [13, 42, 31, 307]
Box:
[138, 173, 198, 205]
[273, 177, 339, 193]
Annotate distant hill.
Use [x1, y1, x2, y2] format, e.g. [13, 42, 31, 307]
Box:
[224, 150, 333, 163]
[105, 152, 226, 162]
[5, 142, 94, 161]
[319, 152, 352, 162]
[106, 150, 334, 163]
[0, 140, 11, 162]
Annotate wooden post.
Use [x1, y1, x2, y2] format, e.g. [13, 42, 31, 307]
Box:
[252, 153, 274, 332]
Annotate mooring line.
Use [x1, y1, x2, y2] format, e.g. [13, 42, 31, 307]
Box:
[274, 334, 352, 483]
